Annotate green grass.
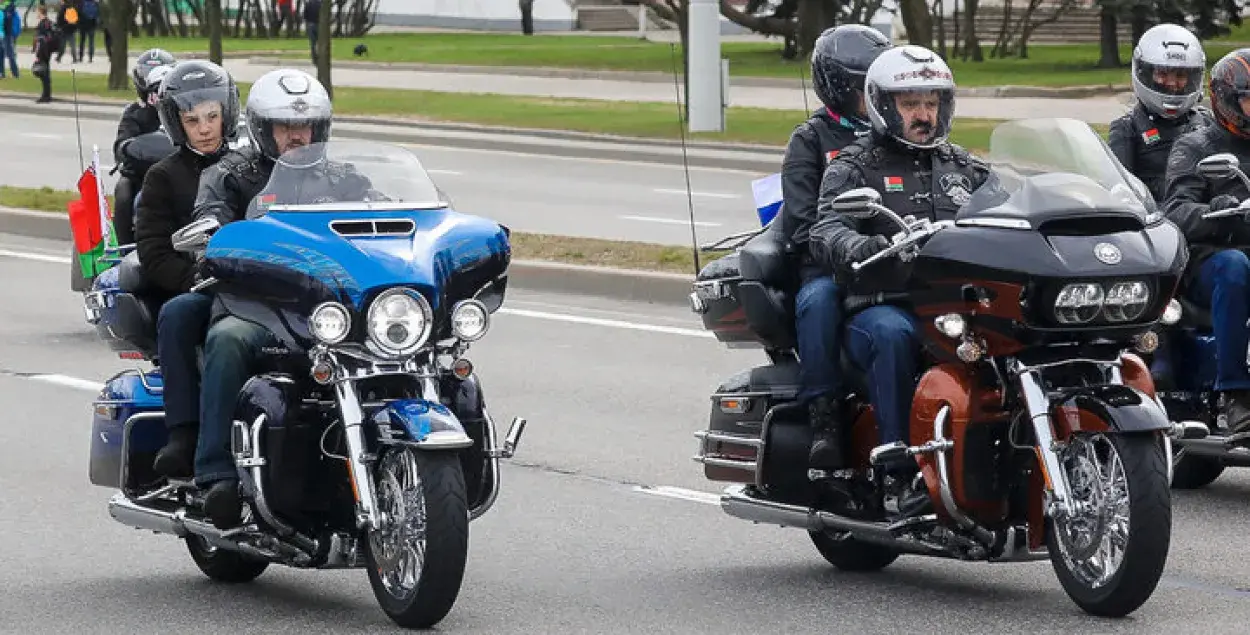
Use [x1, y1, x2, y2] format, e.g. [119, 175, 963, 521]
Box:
[26, 28, 1249, 88]
[5, 70, 1117, 151]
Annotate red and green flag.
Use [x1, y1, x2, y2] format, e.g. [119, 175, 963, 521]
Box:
[66, 150, 115, 279]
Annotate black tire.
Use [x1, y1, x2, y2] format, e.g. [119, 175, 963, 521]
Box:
[364, 449, 469, 629]
[1048, 433, 1171, 618]
[1170, 449, 1224, 490]
[184, 535, 270, 583]
[809, 530, 900, 572]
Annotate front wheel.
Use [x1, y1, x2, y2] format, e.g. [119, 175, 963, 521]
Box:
[364, 447, 469, 629]
[1047, 432, 1171, 618]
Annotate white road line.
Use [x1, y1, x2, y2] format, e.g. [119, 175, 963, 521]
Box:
[618, 215, 721, 227]
[20, 132, 62, 140]
[0, 247, 714, 339]
[633, 485, 722, 506]
[28, 373, 105, 392]
[426, 169, 464, 176]
[653, 188, 740, 199]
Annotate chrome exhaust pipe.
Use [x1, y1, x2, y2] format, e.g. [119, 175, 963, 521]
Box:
[719, 485, 949, 557]
[107, 493, 277, 560]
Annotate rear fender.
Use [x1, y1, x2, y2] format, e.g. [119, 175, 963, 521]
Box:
[1050, 384, 1172, 439]
[370, 399, 474, 450]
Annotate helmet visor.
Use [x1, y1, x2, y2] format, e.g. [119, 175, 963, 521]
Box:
[1136, 61, 1203, 96]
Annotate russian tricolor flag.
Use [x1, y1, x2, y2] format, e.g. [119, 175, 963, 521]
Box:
[752, 172, 783, 227]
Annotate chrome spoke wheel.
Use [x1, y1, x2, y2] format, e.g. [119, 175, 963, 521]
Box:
[369, 447, 428, 602]
[1052, 433, 1131, 590]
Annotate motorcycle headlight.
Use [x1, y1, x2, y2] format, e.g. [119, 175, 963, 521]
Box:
[1053, 283, 1104, 324]
[310, 302, 350, 344]
[366, 288, 432, 356]
[1103, 281, 1151, 322]
[450, 300, 490, 341]
[1160, 298, 1182, 325]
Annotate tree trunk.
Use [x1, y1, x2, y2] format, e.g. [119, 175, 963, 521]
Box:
[317, 0, 333, 99]
[796, 0, 837, 58]
[208, 0, 223, 64]
[520, 0, 534, 34]
[1130, 2, 1149, 46]
[962, 0, 982, 61]
[107, 0, 132, 91]
[1097, 7, 1120, 68]
[900, 0, 934, 48]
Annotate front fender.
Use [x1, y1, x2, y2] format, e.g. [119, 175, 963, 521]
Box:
[370, 398, 474, 450]
[1051, 384, 1172, 438]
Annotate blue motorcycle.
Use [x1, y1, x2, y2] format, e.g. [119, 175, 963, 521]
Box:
[1151, 152, 1250, 489]
[82, 139, 529, 628]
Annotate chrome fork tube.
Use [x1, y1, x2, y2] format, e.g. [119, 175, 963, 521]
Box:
[1014, 365, 1075, 518]
[335, 379, 382, 531]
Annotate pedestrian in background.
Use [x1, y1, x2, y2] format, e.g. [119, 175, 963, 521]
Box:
[78, 0, 98, 63]
[55, 0, 77, 63]
[1, 0, 20, 79]
[32, 4, 55, 102]
[304, 0, 321, 65]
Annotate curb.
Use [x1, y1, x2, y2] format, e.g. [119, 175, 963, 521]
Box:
[242, 56, 1133, 98]
[0, 93, 782, 173]
[0, 207, 694, 307]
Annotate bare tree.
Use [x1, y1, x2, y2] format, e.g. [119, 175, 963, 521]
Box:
[107, 0, 133, 91]
[317, 0, 333, 99]
[208, 0, 223, 64]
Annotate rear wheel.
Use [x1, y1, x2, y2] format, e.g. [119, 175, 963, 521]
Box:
[1170, 448, 1224, 489]
[185, 535, 270, 583]
[809, 530, 900, 571]
[1047, 432, 1170, 618]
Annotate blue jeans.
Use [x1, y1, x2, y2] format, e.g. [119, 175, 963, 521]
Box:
[1188, 249, 1250, 392]
[844, 306, 921, 457]
[795, 276, 843, 403]
[0, 35, 17, 78]
[156, 292, 213, 430]
[194, 315, 274, 487]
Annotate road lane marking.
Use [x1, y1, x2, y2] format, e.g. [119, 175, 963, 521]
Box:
[0, 247, 715, 339]
[653, 188, 740, 199]
[29, 373, 105, 392]
[426, 169, 464, 176]
[619, 215, 721, 227]
[633, 485, 721, 506]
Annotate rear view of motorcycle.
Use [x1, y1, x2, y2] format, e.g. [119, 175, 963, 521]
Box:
[83, 140, 528, 628]
[689, 118, 1184, 617]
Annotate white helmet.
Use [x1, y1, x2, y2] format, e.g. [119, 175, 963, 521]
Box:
[1131, 24, 1205, 119]
[863, 45, 956, 150]
[245, 68, 333, 164]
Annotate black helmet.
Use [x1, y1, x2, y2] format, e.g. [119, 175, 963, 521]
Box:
[810, 25, 893, 117]
[131, 48, 176, 100]
[155, 61, 240, 152]
[1210, 48, 1250, 140]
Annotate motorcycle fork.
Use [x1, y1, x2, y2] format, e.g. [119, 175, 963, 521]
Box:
[1014, 366, 1077, 519]
[335, 379, 383, 531]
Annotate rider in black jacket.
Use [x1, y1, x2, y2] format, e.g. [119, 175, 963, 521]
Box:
[1161, 48, 1250, 439]
[111, 48, 176, 245]
[779, 24, 892, 471]
[810, 44, 990, 520]
[186, 68, 335, 529]
[140, 61, 241, 480]
[1107, 24, 1211, 204]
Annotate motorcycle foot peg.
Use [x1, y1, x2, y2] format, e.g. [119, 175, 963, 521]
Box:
[869, 441, 911, 467]
[1171, 420, 1210, 440]
[495, 417, 527, 459]
[1224, 430, 1250, 447]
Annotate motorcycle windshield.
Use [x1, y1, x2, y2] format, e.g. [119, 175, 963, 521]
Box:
[246, 139, 447, 217]
[958, 118, 1158, 227]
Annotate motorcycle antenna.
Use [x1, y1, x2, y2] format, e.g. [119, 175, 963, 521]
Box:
[70, 69, 85, 173]
[668, 41, 701, 274]
[798, 59, 810, 112]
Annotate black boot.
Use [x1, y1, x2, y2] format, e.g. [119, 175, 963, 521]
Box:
[203, 479, 243, 529]
[153, 424, 198, 478]
[1223, 390, 1250, 441]
[883, 470, 933, 521]
[808, 395, 846, 470]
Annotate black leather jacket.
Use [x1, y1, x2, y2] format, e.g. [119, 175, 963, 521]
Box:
[1162, 124, 1250, 281]
[1108, 103, 1213, 203]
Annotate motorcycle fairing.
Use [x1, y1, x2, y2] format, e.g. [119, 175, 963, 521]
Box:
[370, 399, 473, 450]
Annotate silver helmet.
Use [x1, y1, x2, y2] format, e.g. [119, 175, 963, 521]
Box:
[1131, 24, 1205, 119]
[863, 45, 956, 150]
[244, 69, 333, 163]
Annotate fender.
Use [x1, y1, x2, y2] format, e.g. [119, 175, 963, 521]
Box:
[1050, 384, 1172, 438]
[370, 398, 474, 450]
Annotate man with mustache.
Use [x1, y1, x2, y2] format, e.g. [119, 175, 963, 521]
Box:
[155, 68, 335, 529]
[809, 45, 990, 521]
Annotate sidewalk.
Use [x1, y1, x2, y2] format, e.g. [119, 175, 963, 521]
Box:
[13, 51, 1135, 125]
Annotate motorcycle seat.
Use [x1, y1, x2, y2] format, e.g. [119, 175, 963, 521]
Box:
[109, 251, 164, 358]
[734, 227, 799, 351]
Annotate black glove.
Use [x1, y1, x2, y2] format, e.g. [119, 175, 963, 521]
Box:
[848, 234, 890, 264]
[1210, 194, 1241, 212]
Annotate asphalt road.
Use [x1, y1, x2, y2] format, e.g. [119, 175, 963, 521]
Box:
[5, 232, 1250, 633]
[2, 111, 762, 247]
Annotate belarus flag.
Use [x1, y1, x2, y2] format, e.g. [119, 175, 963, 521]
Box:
[66, 150, 115, 279]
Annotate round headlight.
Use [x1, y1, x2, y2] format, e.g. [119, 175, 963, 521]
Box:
[1103, 281, 1151, 322]
[310, 302, 351, 344]
[1054, 283, 1104, 324]
[367, 288, 432, 355]
[451, 300, 490, 341]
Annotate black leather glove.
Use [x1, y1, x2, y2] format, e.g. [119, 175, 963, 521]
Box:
[848, 234, 890, 264]
[1210, 194, 1241, 212]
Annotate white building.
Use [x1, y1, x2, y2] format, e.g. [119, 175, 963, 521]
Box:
[373, 0, 578, 31]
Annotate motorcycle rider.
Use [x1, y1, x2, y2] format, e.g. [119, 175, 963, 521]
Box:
[1107, 23, 1211, 204]
[112, 48, 178, 245]
[780, 24, 892, 472]
[1161, 47, 1250, 440]
[139, 60, 240, 478]
[185, 68, 336, 529]
[810, 44, 990, 519]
